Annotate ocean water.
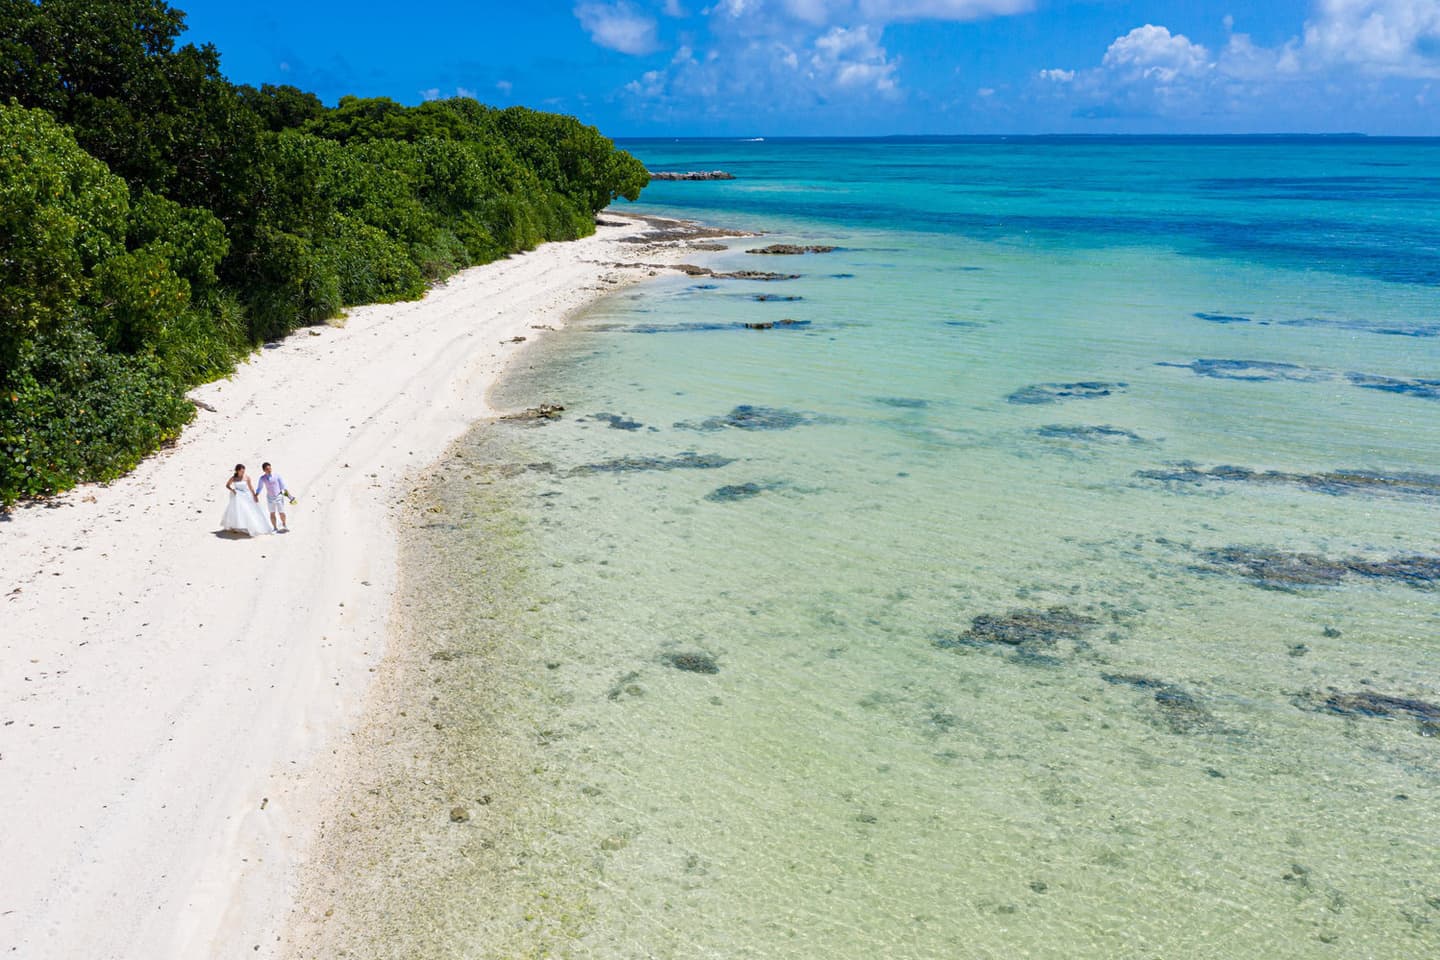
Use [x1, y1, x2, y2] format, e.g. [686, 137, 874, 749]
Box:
[347, 139, 1440, 958]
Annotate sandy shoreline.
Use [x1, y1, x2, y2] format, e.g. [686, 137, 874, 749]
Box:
[0, 213, 735, 959]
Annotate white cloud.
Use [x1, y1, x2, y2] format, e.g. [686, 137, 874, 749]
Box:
[857, 0, 1032, 20]
[1037, 67, 1074, 82]
[1303, 0, 1440, 77]
[575, 2, 661, 55]
[977, 86, 994, 96]
[1102, 24, 1211, 82]
[493, 80, 512, 94]
[420, 87, 442, 100]
[625, 68, 668, 96]
[617, 0, 1041, 120]
[662, 0, 688, 14]
[812, 24, 898, 91]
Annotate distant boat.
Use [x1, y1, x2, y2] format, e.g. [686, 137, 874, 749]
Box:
[741, 137, 765, 142]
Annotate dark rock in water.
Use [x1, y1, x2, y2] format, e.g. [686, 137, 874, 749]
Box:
[676, 405, 836, 432]
[742, 318, 810, 331]
[1299, 690, 1440, 735]
[1203, 546, 1440, 590]
[1101, 673, 1216, 733]
[691, 283, 720, 290]
[1136, 464, 1440, 500]
[1324, 692, 1440, 721]
[753, 294, 803, 302]
[663, 651, 720, 674]
[591, 412, 645, 431]
[702, 480, 783, 503]
[569, 452, 735, 476]
[1322, 626, 1342, 638]
[500, 402, 565, 423]
[937, 607, 1099, 661]
[688, 242, 728, 251]
[1194, 312, 1253, 324]
[706, 482, 769, 502]
[1036, 424, 1143, 442]
[1204, 548, 1347, 587]
[1100, 673, 1170, 690]
[625, 320, 809, 334]
[874, 397, 930, 409]
[831, 273, 856, 279]
[1279, 316, 1440, 338]
[712, 269, 801, 281]
[1157, 359, 1330, 382]
[1006, 382, 1127, 405]
[745, 243, 837, 255]
[625, 261, 798, 281]
[648, 170, 736, 181]
[1347, 372, 1440, 400]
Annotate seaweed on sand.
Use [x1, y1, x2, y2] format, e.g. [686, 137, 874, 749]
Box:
[705, 481, 785, 502]
[1295, 690, 1440, 736]
[663, 651, 720, 674]
[1101, 673, 1217, 734]
[935, 606, 1100, 666]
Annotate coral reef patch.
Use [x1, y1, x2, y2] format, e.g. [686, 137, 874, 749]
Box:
[1137, 464, 1440, 500]
[1157, 359, 1331, 382]
[675, 405, 837, 432]
[1202, 546, 1440, 590]
[1006, 382, 1127, 405]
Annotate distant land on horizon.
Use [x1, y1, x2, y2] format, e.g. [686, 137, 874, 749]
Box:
[177, 0, 1440, 139]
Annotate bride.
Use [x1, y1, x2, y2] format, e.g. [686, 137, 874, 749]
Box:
[221, 463, 274, 536]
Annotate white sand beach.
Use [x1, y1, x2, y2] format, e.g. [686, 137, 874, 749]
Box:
[0, 214, 717, 959]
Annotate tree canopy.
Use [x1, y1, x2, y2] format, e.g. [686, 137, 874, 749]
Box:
[0, 0, 649, 504]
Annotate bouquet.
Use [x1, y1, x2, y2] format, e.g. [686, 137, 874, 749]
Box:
[283, 489, 299, 506]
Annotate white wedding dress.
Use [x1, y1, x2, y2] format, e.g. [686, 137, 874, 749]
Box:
[221, 482, 274, 536]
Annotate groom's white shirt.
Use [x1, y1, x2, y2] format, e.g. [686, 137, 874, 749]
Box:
[256, 473, 285, 498]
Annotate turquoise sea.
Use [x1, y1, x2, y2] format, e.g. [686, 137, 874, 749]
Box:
[358, 139, 1440, 958]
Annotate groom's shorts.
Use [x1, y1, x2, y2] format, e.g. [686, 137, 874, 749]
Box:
[267, 494, 287, 512]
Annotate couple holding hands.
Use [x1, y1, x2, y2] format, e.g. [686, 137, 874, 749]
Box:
[222, 462, 296, 536]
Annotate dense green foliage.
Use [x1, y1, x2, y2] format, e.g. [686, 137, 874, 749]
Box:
[0, 0, 648, 504]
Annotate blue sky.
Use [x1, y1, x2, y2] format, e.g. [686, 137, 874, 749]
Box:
[178, 1, 1440, 136]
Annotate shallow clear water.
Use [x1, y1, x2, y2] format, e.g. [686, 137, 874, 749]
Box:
[392, 139, 1440, 957]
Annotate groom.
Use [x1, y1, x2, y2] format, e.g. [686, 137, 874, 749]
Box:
[255, 462, 290, 532]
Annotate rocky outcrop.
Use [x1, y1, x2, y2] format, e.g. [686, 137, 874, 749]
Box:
[499, 403, 565, 423]
[745, 244, 836, 255]
[648, 170, 736, 181]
